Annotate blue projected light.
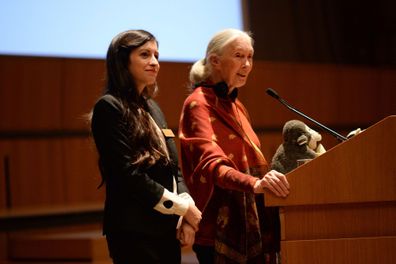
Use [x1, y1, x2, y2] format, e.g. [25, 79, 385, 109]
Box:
[0, 0, 243, 62]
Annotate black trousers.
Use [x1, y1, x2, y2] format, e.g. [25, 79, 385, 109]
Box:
[106, 232, 181, 264]
[192, 244, 215, 264]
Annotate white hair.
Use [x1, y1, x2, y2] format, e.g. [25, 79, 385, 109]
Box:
[189, 28, 253, 85]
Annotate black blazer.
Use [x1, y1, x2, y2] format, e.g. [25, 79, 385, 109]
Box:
[91, 94, 188, 237]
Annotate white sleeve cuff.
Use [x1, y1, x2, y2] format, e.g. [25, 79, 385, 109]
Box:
[178, 192, 195, 205]
[153, 189, 190, 216]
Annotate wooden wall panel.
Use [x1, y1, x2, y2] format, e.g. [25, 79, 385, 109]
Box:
[62, 138, 104, 204]
[0, 55, 395, 209]
[9, 230, 110, 262]
[0, 233, 7, 260]
[2, 55, 393, 133]
[257, 132, 283, 163]
[379, 69, 396, 114]
[61, 59, 105, 130]
[0, 141, 12, 209]
[5, 139, 64, 207]
[60, 60, 190, 130]
[0, 56, 62, 130]
[0, 138, 105, 208]
[244, 61, 396, 128]
[152, 62, 191, 128]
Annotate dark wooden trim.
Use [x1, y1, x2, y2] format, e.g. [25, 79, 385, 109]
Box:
[0, 204, 103, 231]
[0, 130, 90, 140]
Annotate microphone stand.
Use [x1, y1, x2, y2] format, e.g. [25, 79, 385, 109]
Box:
[266, 88, 347, 142]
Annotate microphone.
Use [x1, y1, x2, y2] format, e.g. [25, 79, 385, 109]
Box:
[266, 88, 347, 142]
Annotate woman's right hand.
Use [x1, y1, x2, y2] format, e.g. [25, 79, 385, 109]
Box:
[183, 204, 202, 231]
[177, 221, 196, 247]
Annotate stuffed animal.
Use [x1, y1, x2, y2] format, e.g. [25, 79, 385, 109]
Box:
[271, 120, 326, 174]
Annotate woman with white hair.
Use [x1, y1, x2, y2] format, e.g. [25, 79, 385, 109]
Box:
[179, 28, 290, 263]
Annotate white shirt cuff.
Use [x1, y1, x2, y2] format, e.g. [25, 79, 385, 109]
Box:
[153, 189, 191, 216]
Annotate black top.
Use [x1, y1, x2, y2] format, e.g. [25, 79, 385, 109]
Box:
[91, 94, 188, 237]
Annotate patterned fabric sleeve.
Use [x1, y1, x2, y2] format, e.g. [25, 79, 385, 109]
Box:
[179, 90, 258, 210]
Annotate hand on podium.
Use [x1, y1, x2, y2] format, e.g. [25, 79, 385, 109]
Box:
[253, 170, 290, 197]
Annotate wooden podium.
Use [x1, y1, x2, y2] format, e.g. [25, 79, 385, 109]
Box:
[264, 115, 396, 264]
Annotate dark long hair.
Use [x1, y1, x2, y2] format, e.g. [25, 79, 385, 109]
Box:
[103, 30, 167, 169]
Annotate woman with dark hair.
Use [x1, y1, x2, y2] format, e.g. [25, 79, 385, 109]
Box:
[91, 29, 201, 263]
[179, 28, 290, 263]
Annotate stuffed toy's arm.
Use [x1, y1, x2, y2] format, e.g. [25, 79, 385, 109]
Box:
[314, 143, 326, 155]
[347, 128, 363, 139]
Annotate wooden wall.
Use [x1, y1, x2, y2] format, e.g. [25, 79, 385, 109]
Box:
[0, 55, 395, 210]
